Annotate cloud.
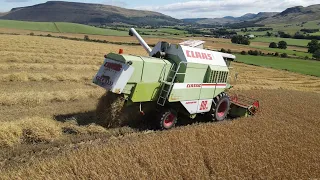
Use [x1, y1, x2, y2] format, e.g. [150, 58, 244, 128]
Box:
[102, 0, 127, 7]
[5, 0, 30, 2]
[135, 0, 320, 18]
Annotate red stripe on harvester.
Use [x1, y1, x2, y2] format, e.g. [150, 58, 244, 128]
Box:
[202, 83, 227, 87]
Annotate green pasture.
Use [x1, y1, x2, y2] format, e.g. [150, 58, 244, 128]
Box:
[235, 54, 320, 77]
[251, 37, 310, 47]
[0, 20, 127, 36]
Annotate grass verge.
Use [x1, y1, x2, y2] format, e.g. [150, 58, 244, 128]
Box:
[250, 46, 312, 58]
[251, 37, 310, 47]
[0, 20, 128, 36]
[235, 54, 320, 77]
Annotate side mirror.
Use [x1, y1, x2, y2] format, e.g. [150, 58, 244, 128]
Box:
[129, 29, 133, 36]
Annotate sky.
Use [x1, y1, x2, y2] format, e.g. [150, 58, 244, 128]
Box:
[0, 0, 319, 18]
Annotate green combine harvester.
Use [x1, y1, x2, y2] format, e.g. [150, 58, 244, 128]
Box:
[93, 28, 260, 130]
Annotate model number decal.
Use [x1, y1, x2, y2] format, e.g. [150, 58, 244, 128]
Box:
[96, 75, 113, 86]
[186, 101, 197, 104]
[104, 62, 122, 72]
[187, 84, 202, 88]
[199, 100, 209, 110]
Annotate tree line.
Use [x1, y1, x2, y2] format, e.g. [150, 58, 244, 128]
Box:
[269, 41, 287, 49]
[231, 35, 250, 45]
[278, 31, 320, 40]
[307, 40, 320, 59]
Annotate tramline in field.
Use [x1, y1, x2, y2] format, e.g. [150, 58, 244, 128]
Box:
[93, 28, 260, 130]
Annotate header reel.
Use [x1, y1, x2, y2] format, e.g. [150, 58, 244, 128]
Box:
[228, 94, 260, 118]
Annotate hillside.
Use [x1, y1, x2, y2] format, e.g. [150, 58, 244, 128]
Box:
[183, 12, 278, 25]
[259, 4, 320, 24]
[182, 18, 207, 24]
[195, 17, 239, 25]
[0, 12, 7, 17]
[182, 4, 320, 26]
[0, 1, 181, 26]
[0, 20, 128, 36]
[236, 12, 279, 21]
[246, 12, 279, 21]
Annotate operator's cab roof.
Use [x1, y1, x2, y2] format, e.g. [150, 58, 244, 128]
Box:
[179, 40, 205, 49]
[179, 40, 235, 61]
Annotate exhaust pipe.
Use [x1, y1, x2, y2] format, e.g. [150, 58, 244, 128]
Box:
[129, 28, 152, 54]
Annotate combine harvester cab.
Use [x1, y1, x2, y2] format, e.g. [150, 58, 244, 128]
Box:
[93, 28, 260, 130]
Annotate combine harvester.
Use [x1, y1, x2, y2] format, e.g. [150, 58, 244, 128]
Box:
[93, 28, 260, 130]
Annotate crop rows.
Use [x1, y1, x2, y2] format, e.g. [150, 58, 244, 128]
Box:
[0, 34, 319, 179]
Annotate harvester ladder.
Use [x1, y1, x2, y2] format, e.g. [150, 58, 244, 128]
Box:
[157, 62, 186, 106]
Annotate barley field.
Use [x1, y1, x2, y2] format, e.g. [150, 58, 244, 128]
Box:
[0, 27, 273, 54]
[0, 34, 320, 179]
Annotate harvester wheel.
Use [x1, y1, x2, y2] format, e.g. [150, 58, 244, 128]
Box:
[211, 92, 230, 121]
[158, 109, 177, 130]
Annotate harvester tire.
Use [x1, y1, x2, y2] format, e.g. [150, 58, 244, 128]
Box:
[211, 92, 230, 121]
[158, 109, 177, 130]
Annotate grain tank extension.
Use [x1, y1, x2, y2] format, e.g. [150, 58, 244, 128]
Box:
[93, 28, 260, 129]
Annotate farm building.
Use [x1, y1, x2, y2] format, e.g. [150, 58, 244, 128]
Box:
[246, 34, 255, 39]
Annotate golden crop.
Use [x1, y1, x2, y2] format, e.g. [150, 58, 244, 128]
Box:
[0, 34, 319, 179]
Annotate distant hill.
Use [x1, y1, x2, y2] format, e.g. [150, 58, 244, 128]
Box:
[1, 1, 319, 27]
[244, 12, 279, 21]
[182, 12, 278, 25]
[236, 14, 257, 21]
[258, 4, 320, 24]
[0, 20, 128, 36]
[182, 4, 320, 26]
[182, 18, 207, 24]
[0, 1, 181, 26]
[189, 17, 239, 25]
[0, 12, 7, 17]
